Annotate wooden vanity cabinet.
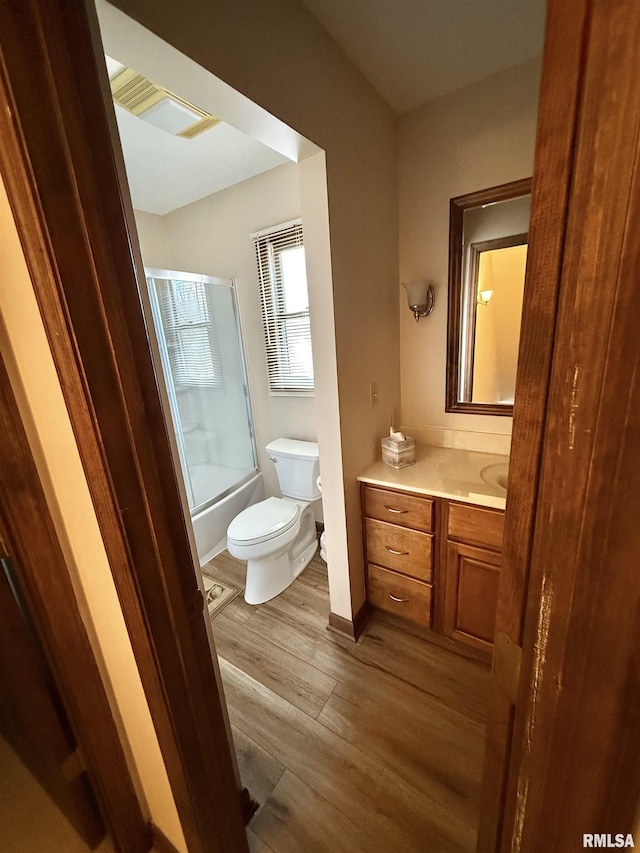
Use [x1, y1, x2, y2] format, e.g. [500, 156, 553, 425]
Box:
[361, 486, 434, 628]
[361, 483, 505, 651]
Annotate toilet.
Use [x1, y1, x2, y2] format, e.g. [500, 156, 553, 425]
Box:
[226, 438, 321, 605]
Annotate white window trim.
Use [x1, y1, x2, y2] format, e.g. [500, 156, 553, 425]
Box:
[253, 219, 315, 396]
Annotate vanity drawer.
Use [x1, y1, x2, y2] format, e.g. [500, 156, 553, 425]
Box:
[447, 502, 504, 551]
[365, 518, 432, 581]
[367, 564, 432, 627]
[363, 486, 433, 532]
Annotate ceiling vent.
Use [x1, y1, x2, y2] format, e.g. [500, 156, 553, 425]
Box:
[110, 68, 220, 139]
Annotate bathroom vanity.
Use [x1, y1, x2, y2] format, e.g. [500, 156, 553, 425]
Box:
[358, 445, 508, 653]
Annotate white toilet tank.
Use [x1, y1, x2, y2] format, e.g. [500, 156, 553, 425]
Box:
[266, 439, 321, 501]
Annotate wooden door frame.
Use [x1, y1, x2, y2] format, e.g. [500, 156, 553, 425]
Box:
[480, 0, 640, 849]
[501, 0, 640, 847]
[0, 2, 249, 852]
[0, 351, 150, 852]
[477, 1, 589, 846]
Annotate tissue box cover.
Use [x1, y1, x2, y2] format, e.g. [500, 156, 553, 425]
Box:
[381, 436, 416, 468]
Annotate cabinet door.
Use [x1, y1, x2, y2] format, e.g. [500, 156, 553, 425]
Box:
[443, 541, 501, 652]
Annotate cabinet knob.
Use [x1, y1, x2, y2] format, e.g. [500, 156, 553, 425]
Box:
[385, 545, 409, 556]
[388, 592, 409, 603]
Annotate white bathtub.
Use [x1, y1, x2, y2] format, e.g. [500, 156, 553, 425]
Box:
[191, 471, 264, 565]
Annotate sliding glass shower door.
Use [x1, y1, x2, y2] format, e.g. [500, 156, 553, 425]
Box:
[147, 269, 258, 514]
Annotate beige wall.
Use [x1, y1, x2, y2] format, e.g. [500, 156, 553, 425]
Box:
[106, 0, 399, 619]
[0, 180, 186, 851]
[473, 247, 528, 405]
[490, 245, 527, 403]
[135, 163, 323, 518]
[473, 255, 500, 403]
[399, 58, 541, 448]
[135, 210, 171, 269]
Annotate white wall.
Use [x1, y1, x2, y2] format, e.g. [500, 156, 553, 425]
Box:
[398, 58, 541, 452]
[135, 162, 324, 519]
[106, 0, 400, 619]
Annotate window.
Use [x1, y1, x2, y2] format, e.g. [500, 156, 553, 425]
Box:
[152, 277, 223, 389]
[253, 219, 314, 394]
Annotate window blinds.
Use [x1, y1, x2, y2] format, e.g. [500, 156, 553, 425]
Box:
[253, 220, 314, 394]
[154, 278, 223, 390]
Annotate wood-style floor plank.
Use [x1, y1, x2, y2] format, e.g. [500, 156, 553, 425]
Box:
[318, 686, 484, 826]
[351, 619, 491, 722]
[222, 659, 474, 853]
[206, 550, 489, 852]
[212, 616, 337, 719]
[250, 769, 385, 853]
[247, 826, 276, 853]
[231, 726, 285, 811]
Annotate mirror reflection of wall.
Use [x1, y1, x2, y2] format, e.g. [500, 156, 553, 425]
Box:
[472, 241, 527, 404]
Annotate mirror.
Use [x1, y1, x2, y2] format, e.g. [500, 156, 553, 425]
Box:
[446, 177, 532, 416]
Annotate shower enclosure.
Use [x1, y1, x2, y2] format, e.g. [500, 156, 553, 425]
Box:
[147, 269, 263, 563]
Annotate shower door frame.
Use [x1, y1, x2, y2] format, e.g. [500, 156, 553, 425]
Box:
[146, 268, 260, 517]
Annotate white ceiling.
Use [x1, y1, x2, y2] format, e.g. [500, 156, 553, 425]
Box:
[300, 0, 546, 113]
[113, 104, 289, 215]
[108, 0, 546, 215]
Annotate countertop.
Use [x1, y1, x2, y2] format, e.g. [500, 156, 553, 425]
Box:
[357, 444, 509, 510]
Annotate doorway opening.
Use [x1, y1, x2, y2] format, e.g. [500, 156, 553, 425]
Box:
[94, 6, 504, 851]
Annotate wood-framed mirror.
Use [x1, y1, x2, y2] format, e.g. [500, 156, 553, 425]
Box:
[446, 177, 532, 416]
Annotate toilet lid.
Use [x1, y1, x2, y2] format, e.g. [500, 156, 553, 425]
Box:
[227, 497, 299, 546]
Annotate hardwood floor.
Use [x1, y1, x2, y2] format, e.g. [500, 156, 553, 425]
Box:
[206, 549, 491, 853]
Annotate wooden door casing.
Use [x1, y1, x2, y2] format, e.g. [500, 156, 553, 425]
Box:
[480, 0, 640, 849]
[0, 2, 249, 850]
[476, 0, 591, 847]
[500, 0, 640, 847]
[0, 348, 150, 851]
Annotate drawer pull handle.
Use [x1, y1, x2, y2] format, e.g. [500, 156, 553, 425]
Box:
[385, 545, 409, 556]
[384, 505, 408, 514]
[388, 592, 409, 603]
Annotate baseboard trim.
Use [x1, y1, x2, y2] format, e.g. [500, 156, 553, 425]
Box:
[327, 601, 371, 642]
[150, 823, 181, 853]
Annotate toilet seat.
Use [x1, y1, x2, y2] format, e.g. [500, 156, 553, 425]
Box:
[227, 497, 299, 547]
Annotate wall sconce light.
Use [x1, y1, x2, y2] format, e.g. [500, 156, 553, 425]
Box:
[477, 289, 494, 306]
[402, 280, 435, 322]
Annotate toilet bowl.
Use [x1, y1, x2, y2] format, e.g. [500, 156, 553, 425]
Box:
[226, 439, 321, 604]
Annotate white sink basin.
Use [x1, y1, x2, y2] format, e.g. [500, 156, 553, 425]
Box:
[480, 462, 509, 492]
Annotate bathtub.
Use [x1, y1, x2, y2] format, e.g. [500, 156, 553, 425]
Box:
[191, 471, 264, 565]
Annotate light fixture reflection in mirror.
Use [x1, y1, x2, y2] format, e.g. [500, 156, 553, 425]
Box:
[402, 279, 435, 322]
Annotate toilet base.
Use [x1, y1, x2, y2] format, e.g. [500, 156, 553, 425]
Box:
[243, 509, 317, 605]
